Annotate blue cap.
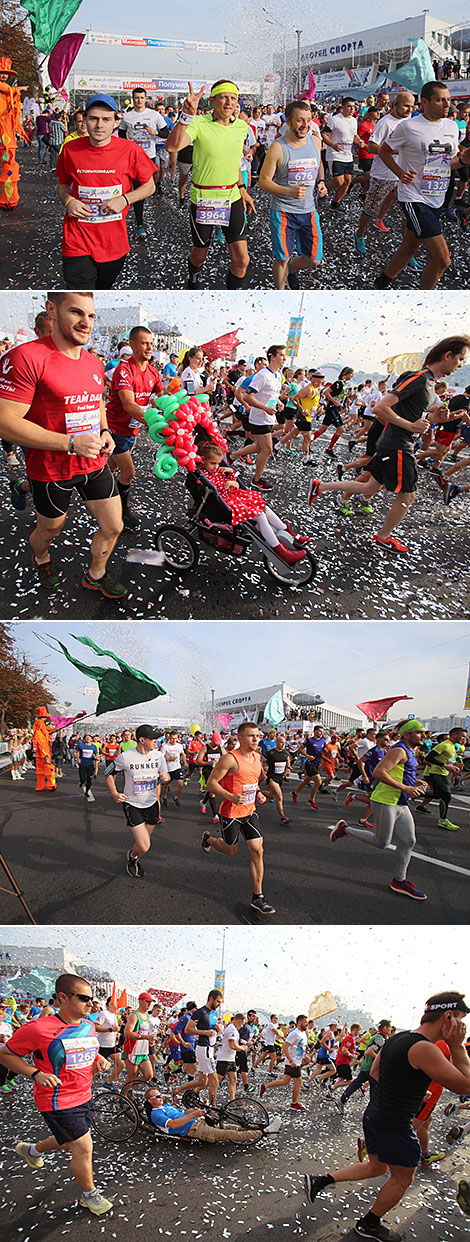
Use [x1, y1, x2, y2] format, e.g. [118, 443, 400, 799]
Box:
[85, 93, 118, 113]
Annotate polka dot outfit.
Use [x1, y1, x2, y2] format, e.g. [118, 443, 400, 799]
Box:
[200, 466, 266, 521]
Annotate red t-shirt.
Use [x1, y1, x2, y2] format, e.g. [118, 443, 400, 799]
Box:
[336, 1033, 357, 1066]
[357, 120, 375, 161]
[0, 337, 107, 482]
[106, 357, 163, 437]
[5, 1014, 99, 1111]
[56, 136, 156, 262]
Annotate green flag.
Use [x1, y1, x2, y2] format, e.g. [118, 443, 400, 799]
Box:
[37, 633, 166, 717]
[22, 0, 84, 56]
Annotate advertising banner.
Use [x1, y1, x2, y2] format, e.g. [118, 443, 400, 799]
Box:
[286, 316, 303, 357]
[214, 969, 225, 999]
[87, 32, 226, 53]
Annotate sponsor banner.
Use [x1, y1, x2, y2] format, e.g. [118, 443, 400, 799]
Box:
[214, 969, 225, 999]
[72, 74, 259, 95]
[87, 32, 225, 53]
[446, 79, 470, 98]
[286, 316, 303, 357]
[312, 64, 376, 94]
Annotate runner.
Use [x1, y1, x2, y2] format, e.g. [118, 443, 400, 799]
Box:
[184, 989, 224, 1106]
[196, 731, 224, 820]
[340, 1021, 392, 1108]
[105, 724, 170, 878]
[254, 1015, 281, 1074]
[308, 335, 470, 553]
[330, 719, 429, 901]
[166, 80, 256, 288]
[0, 291, 127, 599]
[259, 98, 326, 289]
[227, 345, 286, 489]
[160, 730, 187, 808]
[168, 1002, 198, 1097]
[203, 721, 275, 915]
[416, 726, 467, 830]
[74, 732, 99, 802]
[373, 80, 468, 290]
[260, 1014, 309, 1111]
[215, 1014, 248, 1102]
[0, 972, 113, 1215]
[118, 87, 168, 237]
[56, 94, 156, 288]
[293, 725, 326, 809]
[322, 98, 367, 211]
[106, 326, 163, 528]
[263, 733, 291, 824]
[303, 991, 470, 1242]
[122, 992, 154, 1092]
[353, 92, 415, 256]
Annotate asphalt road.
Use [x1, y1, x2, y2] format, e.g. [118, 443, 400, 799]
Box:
[2, 143, 470, 290]
[0, 765, 468, 926]
[1, 428, 469, 621]
[0, 1069, 468, 1242]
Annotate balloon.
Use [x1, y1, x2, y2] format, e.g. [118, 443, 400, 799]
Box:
[154, 448, 178, 479]
[190, 723, 201, 734]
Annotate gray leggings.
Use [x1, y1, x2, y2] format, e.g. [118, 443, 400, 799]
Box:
[345, 802, 416, 880]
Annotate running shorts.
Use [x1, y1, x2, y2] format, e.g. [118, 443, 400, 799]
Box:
[168, 768, 184, 782]
[189, 197, 247, 248]
[196, 1045, 216, 1075]
[40, 1099, 94, 1144]
[366, 420, 383, 458]
[284, 1064, 301, 1078]
[303, 759, 320, 778]
[358, 157, 373, 174]
[328, 160, 354, 178]
[181, 1046, 197, 1064]
[235, 1049, 248, 1073]
[123, 800, 161, 828]
[362, 1116, 421, 1168]
[460, 425, 470, 443]
[269, 208, 323, 262]
[369, 448, 418, 494]
[29, 464, 118, 519]
[219, 812, 262, 846]
[435, 429, 456, 445]
[216, 1059, 237, 1077]
[363, 178, 397, 218]
[336, 1063, 353, 1080]
[322, 406, 343, 429]
[295, 414, 312, 431]
[109, 431, 137, 455]
[401, 201, 443, 239]
[247, 422, 274, 436]
[415, 1090, 440, 1122]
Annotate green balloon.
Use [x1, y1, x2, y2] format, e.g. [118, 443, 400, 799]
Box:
[148, 426, 166, 443]
[154, 448, 178, 479]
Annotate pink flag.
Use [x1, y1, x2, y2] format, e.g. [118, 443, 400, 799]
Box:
[200, 331, 241, 362]
[147, 989, 186, 1007]
[49, 710, 87, 729]
[215, 712, 234, 729]
[299, 67, 316, 100]
[48, 32, 85, 90]
[356, 696, 413, 723]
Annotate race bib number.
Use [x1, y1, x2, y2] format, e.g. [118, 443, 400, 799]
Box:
[132, 128, 153, 151]
[77, 183, 123, 222]
[241, 782, 258, 805]
[65, 408, 101, 438]
[128, 417, 141, 430]
[274, 762, 286, 774]
[133, 778, 158, 796]
[421, 153, 452, 197]
[288, 158, 317, 184]
[62, 1036, 97, 1069]
[207, 753, 219, 764]
[195, 197, 231, 226]
[339, 141, 353, 153]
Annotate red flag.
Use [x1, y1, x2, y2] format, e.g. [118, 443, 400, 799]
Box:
[356, 695, 413, 723]
[48, 33, 85, 90]
[116, 988, 127, 1008]
[200, 331, 241, 363]
[110, 982, 117, 1007]
[147, 988, 186, 1007]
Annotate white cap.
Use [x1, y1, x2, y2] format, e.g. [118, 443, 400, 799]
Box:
[119, 345, 133, 357]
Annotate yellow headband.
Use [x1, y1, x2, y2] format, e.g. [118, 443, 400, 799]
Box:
[211, 81, 239, 99]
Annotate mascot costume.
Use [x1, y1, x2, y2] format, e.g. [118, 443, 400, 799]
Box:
[0, 55, 27, 210]
[32, 706, 56, 792]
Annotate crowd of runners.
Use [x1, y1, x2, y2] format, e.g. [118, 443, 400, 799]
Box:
[0, 293, 469, 597]
[9, 76, 470, 290]
[0, 974, 469, 1235]
[4, 713, 470, 914]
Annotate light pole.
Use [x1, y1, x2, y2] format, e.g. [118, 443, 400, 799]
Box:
[263, 8, 288, 107]
[296, 29, 303, 97]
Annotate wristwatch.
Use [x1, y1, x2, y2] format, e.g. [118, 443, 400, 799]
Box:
[67, 435, 76, 455]
[31, 1069, 40, 1080]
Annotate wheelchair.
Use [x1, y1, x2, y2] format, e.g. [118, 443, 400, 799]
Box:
[154, 466, 317, 588]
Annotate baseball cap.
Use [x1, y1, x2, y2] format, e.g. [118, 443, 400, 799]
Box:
[85, 93, 118, 113]
[119, 345, 133, 357]
[135, 725, 161, 740]
[139, 991, 153, 1002]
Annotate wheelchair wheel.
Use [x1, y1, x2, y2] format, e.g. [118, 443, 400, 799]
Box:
[182, 1087, 202, 1109]
[92, 1090, 139, 1142]
[263, 548, 317, 587]
[155, 524, 199, 570]
[219, 1096, 269, 1130]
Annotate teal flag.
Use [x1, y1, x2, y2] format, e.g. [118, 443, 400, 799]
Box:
[390, 39, 434, 95]
[22, 0, 84, 56]
[36, 633, 166, 717]
[263, 690, 286, 727]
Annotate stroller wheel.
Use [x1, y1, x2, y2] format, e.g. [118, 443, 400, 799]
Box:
[155, 525, 199, 570]
[263, 548, 317, 587]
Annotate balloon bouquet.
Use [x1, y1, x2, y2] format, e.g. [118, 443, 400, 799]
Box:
[144, 390, 227, 479]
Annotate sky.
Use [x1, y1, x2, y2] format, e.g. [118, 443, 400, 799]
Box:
[1, 290, 470, 376]
[9, 620, 470, 721]
[44, 2, 470, 82]
[1, 924, 467, 1027]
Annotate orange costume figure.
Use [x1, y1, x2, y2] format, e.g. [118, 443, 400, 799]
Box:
[0, 56, 27, 210]
[32, 706, 56, 792]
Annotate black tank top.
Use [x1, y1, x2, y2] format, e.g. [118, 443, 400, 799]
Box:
[365, 1031, 431, 1134]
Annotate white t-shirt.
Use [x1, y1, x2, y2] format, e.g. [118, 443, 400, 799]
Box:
[217, 1022, 239, 1062]
[241, 126, 256, 172]
[246, 366, 282, 427]
[264, 113, 283, 146]
[120, 107, 166, 160]
[181, 365, 204, 395]
[356, 739, 374, 759]
[160, 742, 185, 772]
[106, 748, 168, 808]
[391, 115, 459, 207]
[147, 1015, 161, 1038]
[284, 1027, 308, 1067]
[263, 1021, 278, 1046]
[369, 114, 405, 183]
[95, 1008, 118, 1048]
[363, 388, 383, 419]
[325, 113, 357, 164]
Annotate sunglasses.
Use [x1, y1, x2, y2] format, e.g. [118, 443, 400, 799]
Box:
[67, 992, 94, 1003]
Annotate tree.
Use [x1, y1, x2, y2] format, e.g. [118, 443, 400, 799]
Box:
[0, 624, 56, 730]
[0, 1, 40, 90]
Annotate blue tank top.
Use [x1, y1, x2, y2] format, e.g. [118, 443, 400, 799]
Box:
[392, 742, 418, 806]
[269, 133, 320, 214]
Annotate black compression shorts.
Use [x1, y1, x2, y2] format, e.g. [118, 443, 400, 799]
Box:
[189, 196, 247, 248]
[220, 811, 262, 846]
[29, 464, 118, 519]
